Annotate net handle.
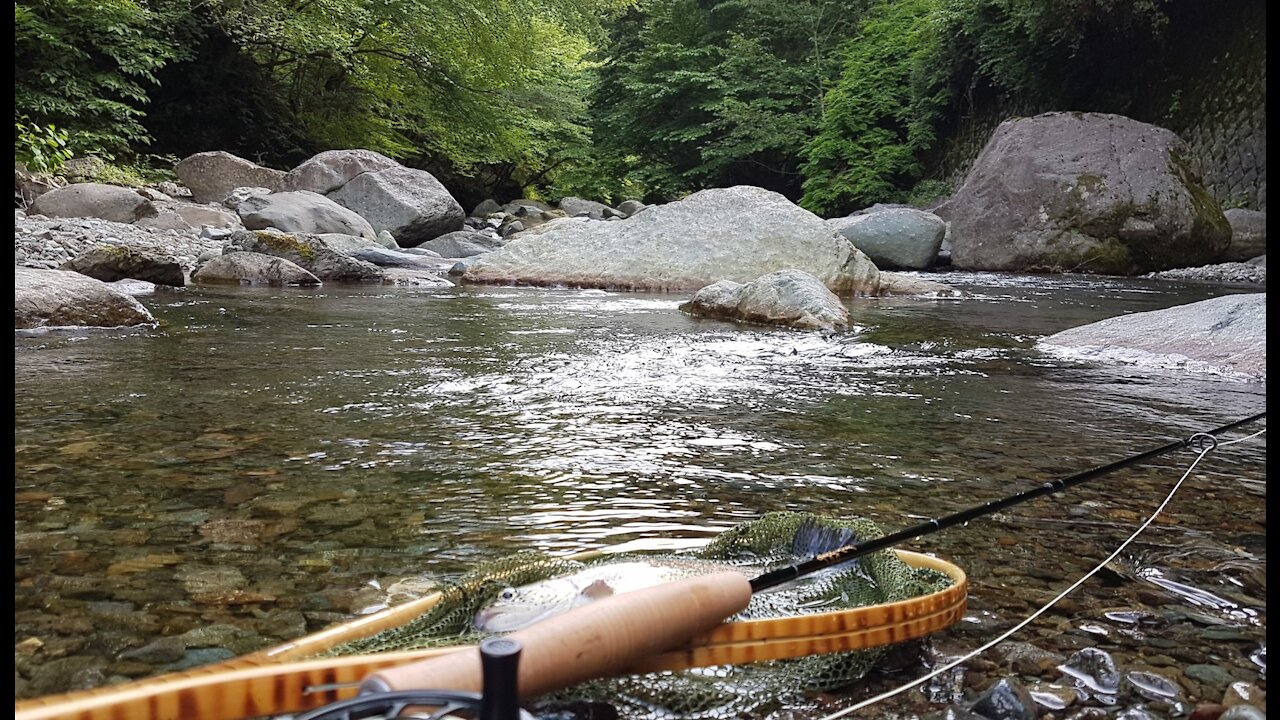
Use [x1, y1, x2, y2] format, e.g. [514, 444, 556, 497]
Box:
[362, 571, 753, 697]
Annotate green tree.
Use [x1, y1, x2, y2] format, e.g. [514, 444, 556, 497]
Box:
[799, 0, 946, 215]
[571, 0, 868, 203]
[14, 0, 184, 156]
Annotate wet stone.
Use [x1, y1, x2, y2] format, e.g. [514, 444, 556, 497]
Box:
[1027, 683, 1078, 711]
[163, 647, 236, 672]
[1219, 706, 1266, 720]
[1222, 681, 1265, 710]
[1114, 708, 1163, 720]
[970, 677, 1037, 720]
[108, 659, 157, 677]
[1059, 648, 1121, 695]
[27, 655, 109, 696]
[1201, 626, 1252, 641]
[1185, 664, 1237, 690]
[1126, 670, 1182, 701]
[1189, 704, 1228, 720]
[119, 636, 186, 664]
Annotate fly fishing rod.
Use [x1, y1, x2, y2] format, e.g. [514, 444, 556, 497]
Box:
[355, 410, 1265, 702]
[752, 410, 1267, 591]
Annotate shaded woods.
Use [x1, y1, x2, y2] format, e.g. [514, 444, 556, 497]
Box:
[14, 0, 1263, 212]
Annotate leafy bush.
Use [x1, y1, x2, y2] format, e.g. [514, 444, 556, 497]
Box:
[799, 0, 945, 215]
[14, 117, 73, 174]
[15, 0, 184, 157]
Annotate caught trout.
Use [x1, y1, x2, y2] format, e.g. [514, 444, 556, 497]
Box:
[474, 520, 865, 632]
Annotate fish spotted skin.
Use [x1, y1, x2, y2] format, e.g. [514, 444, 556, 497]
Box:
[472, 559, 749, 633]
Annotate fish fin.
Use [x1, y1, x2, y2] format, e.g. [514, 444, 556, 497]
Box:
[791, 517, 858, 558]
[580, 579, 615, 600]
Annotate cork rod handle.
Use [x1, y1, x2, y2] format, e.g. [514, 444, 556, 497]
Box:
[363, 571, 753, 698]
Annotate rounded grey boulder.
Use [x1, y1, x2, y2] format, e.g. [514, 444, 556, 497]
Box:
[30, 183, 155, 224]
[679, 269, 850, 331]
[827, 207, 946, 270]
[16, 267, 156, 329]
[938, 112, 1230, 274]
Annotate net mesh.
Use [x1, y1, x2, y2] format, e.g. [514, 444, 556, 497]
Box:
[320, 512, 954, 718]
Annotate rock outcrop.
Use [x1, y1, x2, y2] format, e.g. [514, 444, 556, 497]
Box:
[938, 112, 1231, 274]
[328, 166, 465, 245]
[223, 230, 384, 283]
[1039, 293, 1265, 378]
[827, 207, 946, 270]
[30, 183, 155, 224]
[464, 186, 881, 294]
[277, 149, 400, 195]
[60, 244, 185, 287]
[1223, 209, 1266, 261]
[192, 252, 321, 287]
[175, 152, 285, 204]
[236, 191, 377, 239]
[15, 266, 156, 329]
[679, 270, 850, 331]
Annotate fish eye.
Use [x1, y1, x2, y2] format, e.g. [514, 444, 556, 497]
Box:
[499, 587, 516, 601]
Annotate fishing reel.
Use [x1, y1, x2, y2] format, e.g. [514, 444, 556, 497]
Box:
[297, 638, 539, 720]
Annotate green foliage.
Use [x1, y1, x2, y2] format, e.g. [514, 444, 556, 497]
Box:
[906, 179, 952, 206]
[14, 0, 185, 157]
[799, 0, 946, 215]
[567, 0, 869, 203]
[14, 117, 74, 174]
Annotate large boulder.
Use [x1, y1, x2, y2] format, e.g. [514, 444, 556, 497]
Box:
[277, 149, 399, 195]
[29, 183, 155, 224]
[237, 191, 376, 239]
[136, 201, 243, 233]
[827, 208, 946, 270]
[15, 163, 64, 206]
[328, 166, 464, 245]
[60, 244, 185, 287]
[1223, 209, 1266, 261]
[679, 270, 849, 331]
[1039, 293, 1265, 379]
[463, 186, 881, 294]
[616, 200, 647, 218]
[192, 252, 320, 287]
[224, 230, 384, 283]
[418, 230, 505, 258]
[938, 112, 1231, 274]
[174, 152, 285, 204]
[15, 266, 156, 329]
[558, 196, 618, 220]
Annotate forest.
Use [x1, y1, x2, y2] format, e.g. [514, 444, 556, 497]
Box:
[13, 0, 1247, 213]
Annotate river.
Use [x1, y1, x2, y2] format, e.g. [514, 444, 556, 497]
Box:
[14, 272, 1266, 717]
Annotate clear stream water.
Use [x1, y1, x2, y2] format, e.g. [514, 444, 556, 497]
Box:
[13, 272, 1267, 714]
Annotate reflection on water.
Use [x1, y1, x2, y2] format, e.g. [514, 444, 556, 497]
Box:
[13, 273, 1266, 706]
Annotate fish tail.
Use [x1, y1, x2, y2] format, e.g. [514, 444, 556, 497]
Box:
[791, 516, 858, 558]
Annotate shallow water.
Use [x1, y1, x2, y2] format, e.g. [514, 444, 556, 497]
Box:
[13, 272, 1266, 714]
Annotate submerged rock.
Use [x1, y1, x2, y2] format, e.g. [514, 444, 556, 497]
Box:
[15, 267, 156, 329]
[970, 677, 1038, 720]
[938, 112, 1230, 274]
[465, 186, 881, 294]
[679, 269, 849, 331]
[1039, 293, 1266, 379]
[1058, 648, 1122, 696]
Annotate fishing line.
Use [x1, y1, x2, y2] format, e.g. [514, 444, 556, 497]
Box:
[816, 424, 1267, 720]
